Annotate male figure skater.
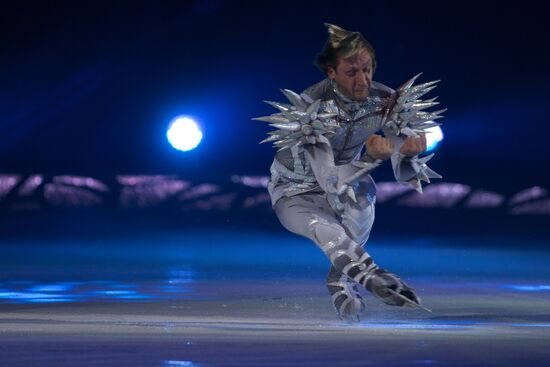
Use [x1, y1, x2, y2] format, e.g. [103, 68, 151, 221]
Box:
[255, 24, 444, 321]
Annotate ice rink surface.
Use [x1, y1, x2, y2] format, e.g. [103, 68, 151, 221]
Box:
[1, 230, 549, 366]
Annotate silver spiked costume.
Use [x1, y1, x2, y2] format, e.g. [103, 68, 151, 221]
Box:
[255, 74, 444, 321]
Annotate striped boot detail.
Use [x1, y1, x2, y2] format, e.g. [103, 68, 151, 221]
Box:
[326, 267, 366, 322]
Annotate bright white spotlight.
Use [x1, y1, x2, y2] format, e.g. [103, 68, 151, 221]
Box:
[425, 124, 444, 151]
[167, 116, 203, 152]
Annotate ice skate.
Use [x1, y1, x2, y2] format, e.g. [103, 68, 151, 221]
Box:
[326, 269, 366, 322]
[365, 268, 421, 307]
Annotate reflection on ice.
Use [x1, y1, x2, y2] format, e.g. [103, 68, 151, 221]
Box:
[504, 284, 550, 292]
[168, 267, 195, 284]
[0, 291, 69, 300]
[93, 290, 137, 295]
[26, 298, 76, 303]
[113, 294, 151, 300]
[355, 320, 550, 330]
[357, 322, 467, 330]
[508, 324, 550, 328]
[28, 284, 74, 292]
[0, 268, 195, 304]
[164, 361, 201, 367]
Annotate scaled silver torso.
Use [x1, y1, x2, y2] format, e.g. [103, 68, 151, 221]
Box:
[269, 79, 393, 205]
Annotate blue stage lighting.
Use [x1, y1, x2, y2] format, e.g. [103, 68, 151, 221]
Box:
[167, 116, 203, 152]
[425, 125, 444, 151]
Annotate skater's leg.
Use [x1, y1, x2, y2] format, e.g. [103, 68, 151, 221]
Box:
[274, 194, 376, 283]
[336, 187, 421, 307]
[339, 188, 376, 247]
[274, 193, 420, 308]
[274, 194, 371, 319]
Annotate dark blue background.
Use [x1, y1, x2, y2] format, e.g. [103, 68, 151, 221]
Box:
[1, 1, 548, 191]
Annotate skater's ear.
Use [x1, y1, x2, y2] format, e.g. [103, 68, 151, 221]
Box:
[327, 66, 337, 80]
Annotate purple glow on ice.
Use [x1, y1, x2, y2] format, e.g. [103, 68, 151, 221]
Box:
[17, 175, 44, 196]
[508, 186, 547, 206]
[399, 183, 471, 208]
[119, 176, 190, 208]
[183, 193, 237, 211]
[463, 189, 505, 208]
[414, 360, 436, 365]
[242, 193, 271, 208]
[117, 175, 189, 187]
[509, 197, 550, 215]
[44, 184, 103, 207]
[53, 175, 109, 192]
[178, 183, 220, 201]
[164, 361, 201, 367]
[0, 174, 20, 200]
[231, 175, 269, 188]
[375, 182, 413, 203]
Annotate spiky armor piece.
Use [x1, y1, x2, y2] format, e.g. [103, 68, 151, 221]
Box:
[384, 74, 445, 191]
[384, 73, 445, 138]
[256, 74, 444, 195]
[253, 90, 340, 151]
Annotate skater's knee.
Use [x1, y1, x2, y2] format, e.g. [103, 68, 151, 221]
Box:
[307, 215, 348, 248]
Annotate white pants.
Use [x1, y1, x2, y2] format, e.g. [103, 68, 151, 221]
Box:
[273, 190, 377, 285]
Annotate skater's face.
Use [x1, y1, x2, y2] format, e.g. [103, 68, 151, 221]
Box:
[327, 48, 374, 101]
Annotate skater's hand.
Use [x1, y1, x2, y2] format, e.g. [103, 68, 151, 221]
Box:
[400, 134, 427, 157]
[365, 135, 394, 161]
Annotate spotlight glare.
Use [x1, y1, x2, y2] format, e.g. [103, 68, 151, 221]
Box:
[425, 124, 444, 151]
[167, 117, 203, 152]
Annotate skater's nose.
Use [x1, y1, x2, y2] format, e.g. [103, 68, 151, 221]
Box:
[355, 72, 370, 90]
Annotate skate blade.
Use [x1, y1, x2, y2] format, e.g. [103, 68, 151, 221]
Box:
[387, 288, 433, 313]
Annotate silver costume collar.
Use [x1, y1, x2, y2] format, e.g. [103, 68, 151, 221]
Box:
[329, 79, 384, 117]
